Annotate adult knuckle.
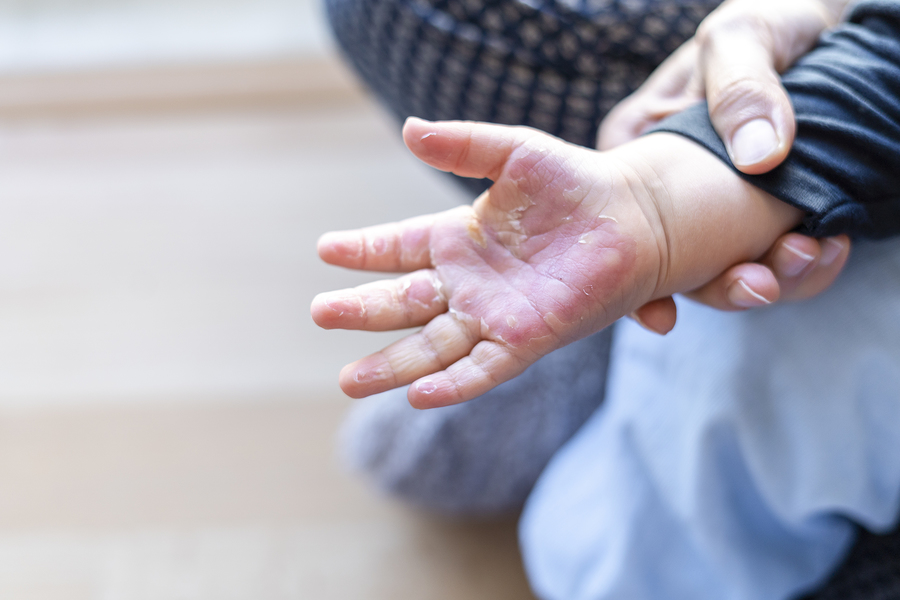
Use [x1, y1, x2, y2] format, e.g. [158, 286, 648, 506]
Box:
[708, 76, 770, 119]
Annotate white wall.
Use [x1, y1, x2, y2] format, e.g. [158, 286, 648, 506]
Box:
[0, 0, 334, 73]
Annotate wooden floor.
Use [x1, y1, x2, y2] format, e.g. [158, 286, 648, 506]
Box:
[0, 74, 536, 599]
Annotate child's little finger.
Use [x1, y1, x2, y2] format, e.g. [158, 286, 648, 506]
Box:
[630, 297, 677, 335]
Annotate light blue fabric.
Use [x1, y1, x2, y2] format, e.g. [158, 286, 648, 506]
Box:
[520, 238, 900, 600]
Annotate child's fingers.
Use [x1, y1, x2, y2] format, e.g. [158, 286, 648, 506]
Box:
[338, 312, 481, 398]
[310, 269, 448, 331]
[317, 213, 439, 273]
[403, 117, 560, 182]
[597, 41, 703, 151]
[407, 342, 532, 409]
[630, 297, 677, 335]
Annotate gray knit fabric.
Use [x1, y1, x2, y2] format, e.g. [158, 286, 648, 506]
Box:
[340, 329, 612, 515]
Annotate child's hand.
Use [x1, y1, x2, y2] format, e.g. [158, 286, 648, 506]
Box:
[313, 119, 801, 408]
[313, 118, 667, 408]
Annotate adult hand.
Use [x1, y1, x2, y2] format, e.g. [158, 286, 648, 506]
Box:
[597, 0, 852, 334]
[631, 233, 851, 336]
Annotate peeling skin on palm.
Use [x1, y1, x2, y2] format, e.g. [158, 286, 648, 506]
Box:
[496, 209, 529, 251]
[496, 230, 529, 252]
[541, 311, 566, 333]
[450, 291, 559, 352]
[445, 196, 634, 350]
[562, 183, 587, 204]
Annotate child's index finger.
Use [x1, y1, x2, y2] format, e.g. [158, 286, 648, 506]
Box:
[403, 117, 559, 183]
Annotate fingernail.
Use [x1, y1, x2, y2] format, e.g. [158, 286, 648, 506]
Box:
[730, 119, 780, 167]
[820, 237, 845, 266]
[727, 279, 773, 308]
[778, 243, 816, 277]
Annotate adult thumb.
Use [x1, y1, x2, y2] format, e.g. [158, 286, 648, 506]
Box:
[698, 26, 797, 174]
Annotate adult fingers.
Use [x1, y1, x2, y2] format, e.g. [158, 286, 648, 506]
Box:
[728, 233, 849, 304]
[310, 269, 447, 331]
[685, 262, 780, 310]
[695, 0, 832, 174]
[600, 0, 839, 166]
[698, 27, 794, 173]
[597, 41, 703, 150]
[770, 234, 850, 301]
[317, 212, 441, 273]
[684, 233, 851, 310]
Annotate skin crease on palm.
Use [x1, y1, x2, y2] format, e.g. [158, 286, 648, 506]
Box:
[311, 118, 802, 409]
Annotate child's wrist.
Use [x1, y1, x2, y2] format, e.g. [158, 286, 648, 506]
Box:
[607, 133, 804, 300]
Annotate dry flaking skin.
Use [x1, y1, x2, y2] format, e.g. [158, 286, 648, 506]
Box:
[465, 213, 488, 249]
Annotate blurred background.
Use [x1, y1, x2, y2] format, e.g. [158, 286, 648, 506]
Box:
[0, 0, 534, 597]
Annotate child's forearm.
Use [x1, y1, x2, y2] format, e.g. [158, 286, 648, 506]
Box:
[607, 132, 803, 300]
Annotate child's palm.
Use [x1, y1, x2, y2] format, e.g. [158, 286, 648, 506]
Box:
[313, 119, 662, 407]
